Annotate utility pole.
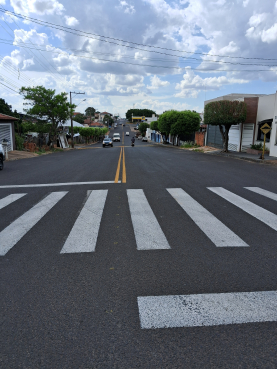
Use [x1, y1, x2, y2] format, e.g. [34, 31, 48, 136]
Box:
[70, 91, 85, 148]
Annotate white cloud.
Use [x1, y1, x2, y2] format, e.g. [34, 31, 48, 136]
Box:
[175, 67, 248, 98]
[10, 0, 65, 15]
[0, 0, 5, 5]
[147, 75, 169, 89]
[64, 16, 79, 26]
[119, 0, 135, 14]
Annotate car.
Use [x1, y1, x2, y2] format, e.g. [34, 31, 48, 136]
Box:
[138, 135, 142, 140]
[113, 133, 121, 142]
[102, 138, 113, 147]
[0, 143, 5, 170]
[126, 132, 129, 136]
[142, 136, 148, 142]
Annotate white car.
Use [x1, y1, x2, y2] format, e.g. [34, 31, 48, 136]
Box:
[126, 132, 129, 136]
[142, 136, 148, 142]
[0, 143, 5, 170]
[113, 133, 121, 142]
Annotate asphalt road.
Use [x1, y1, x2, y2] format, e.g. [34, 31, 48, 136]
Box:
[1, 123, 277, 368]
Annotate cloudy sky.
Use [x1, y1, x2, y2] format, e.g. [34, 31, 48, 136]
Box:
[0, 0, 277, 116]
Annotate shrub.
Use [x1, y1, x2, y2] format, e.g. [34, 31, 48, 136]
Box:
[251, 143, 269, 151]
[15, 134, 24, 150]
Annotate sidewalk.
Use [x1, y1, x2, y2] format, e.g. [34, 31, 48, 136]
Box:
[206, 150, 277, 164]
[6, 150, 39, 161]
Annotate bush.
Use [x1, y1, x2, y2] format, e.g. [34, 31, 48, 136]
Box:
[15, 134, 24, 150]
[181, 141, 199, 148]
[251, 143, 269, 151]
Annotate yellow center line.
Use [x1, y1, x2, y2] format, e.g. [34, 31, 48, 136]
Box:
[122, 147, 126, 183]
[114, 147, 123, 183]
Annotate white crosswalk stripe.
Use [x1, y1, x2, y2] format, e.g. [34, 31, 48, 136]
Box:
[60, 190, 108, 254]
[244, 187, 277, 202]
[137, 291, 277, 329]
[208, 187, 277, 232]
[0, 192, 67, 256]
[127, 189, 170, 250]
[167, 188, 248, 247]
[0, 193, 26, 210]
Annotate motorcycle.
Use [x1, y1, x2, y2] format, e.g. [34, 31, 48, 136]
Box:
[131, 142, 134, 147]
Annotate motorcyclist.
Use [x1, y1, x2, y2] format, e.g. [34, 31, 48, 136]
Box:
[131, 137, 135, 146]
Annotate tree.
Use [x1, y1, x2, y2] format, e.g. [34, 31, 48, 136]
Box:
[125, 108, 156, 122]
[103, 114, 114, 126]
[150, 121, 159, 131]
[0, 98, 13, 116]
[204, 100, 247, 152]
[170, 111, 200, 141]
[85, 107, 95, 116]
[158, 110, 180, 141]
[20, 86, 75, 146]
[138, 122, 150, 136]
[73, 113, 85, 124]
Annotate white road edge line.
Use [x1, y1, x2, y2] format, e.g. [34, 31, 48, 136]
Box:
[0, 181, 121, 189]
[0, 193, 26, 210]
[167, 188, 248, 247]
[208, 187, 277, 232]
[0, 192, 67, 256]
[244, 187, 277, 202]
[60, 190, 108, 253]
[127, 189, 170, 250]
[137, 291, 277, 329]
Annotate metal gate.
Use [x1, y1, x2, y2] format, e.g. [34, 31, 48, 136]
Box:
[241, 124, 254, 152]
[206, 125, 224, 149]
[0, 124, 13, 151]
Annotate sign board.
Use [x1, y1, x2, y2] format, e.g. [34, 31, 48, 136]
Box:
[260, 123, 272, 135]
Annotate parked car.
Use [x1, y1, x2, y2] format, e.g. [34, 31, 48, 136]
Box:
[113, 133, 121, 142]
[126, 132, 129, 136]
[142, 136, 148, 142]
[102, 138, 113, 147]
[0, 143, 5, 170]
[138, 135, 142, 140]
[135, 132, 141, 138]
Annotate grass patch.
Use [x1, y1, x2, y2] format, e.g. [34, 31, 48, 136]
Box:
[180, 141, 200, 149]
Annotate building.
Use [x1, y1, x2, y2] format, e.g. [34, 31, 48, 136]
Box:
[99, 112, 112, 122]
[0, 113, 17, 152]
[205, 93, 277, 157]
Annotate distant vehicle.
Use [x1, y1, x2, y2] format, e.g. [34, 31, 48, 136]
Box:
[113, 133, 121, 142]
[102, 138, 113, 147]
[138, 135, 142, 140]
[142, 136, 148, 142]
[126, 132, 129, 136]
[0, 143, 5, 170]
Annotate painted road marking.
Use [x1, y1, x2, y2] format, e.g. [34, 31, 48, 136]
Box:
[0, 193, 26, 210]
[122, 147, 126, 183]
[0, 192, 67, 256]
[208, 187, 277, 232]
[114, 147, 122, 183]
[60, 190, 108, 253]
[127, 189, 170, 250]
[167, 188, 248, 247]
[0, 181, 119, 189]
[244, 187, 277, 202]
[137, 291, 277, 329]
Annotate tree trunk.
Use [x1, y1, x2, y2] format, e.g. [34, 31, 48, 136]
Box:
[218, 124, 230, 152]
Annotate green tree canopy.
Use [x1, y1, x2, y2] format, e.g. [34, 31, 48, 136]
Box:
[0, 98, 14, 116]
[138, 122, 150, 136]
[103, 114, 114, 126]
[85, 107, 95, 116]
[73, 113, 85, 124]
[158, 110, 180, 139]
[20, 86, 75, 146]
[150, 121, 159, 131]
[126, 108, 156, 122]
[170, 111, 200, 137]
[204, 100, 247, 152]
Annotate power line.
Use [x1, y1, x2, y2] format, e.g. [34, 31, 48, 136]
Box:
[0, 54, 33, 84]
[0, 39, 274, 72]
[0, 81, 19, 93]
[1, 38, 276, 67]
[6, 13, 66, 83]
[0, 7, 276, 62]
[0, 18, 64, 83]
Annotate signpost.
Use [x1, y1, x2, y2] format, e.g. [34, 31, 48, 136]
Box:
[260, 123, 272, 160]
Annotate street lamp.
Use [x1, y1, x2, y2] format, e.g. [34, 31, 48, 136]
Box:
[76, 99, 86, 108]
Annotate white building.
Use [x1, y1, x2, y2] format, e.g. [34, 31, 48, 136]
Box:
[204, 92, 277, 157]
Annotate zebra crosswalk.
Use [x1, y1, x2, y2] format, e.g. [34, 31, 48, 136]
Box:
[0, 187, 276, 256]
